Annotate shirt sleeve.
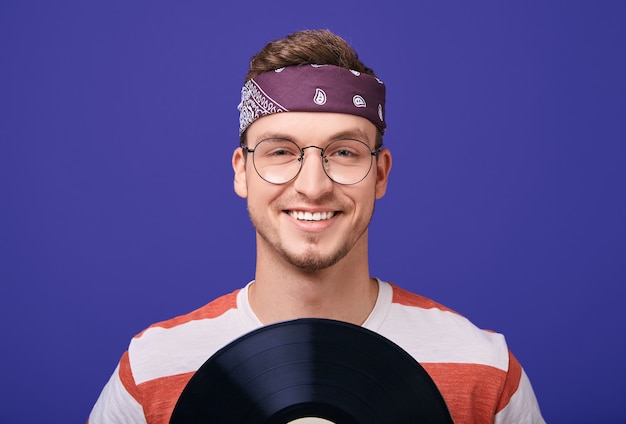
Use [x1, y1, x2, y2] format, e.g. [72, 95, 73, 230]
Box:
[495, 352, 545, 424]
[88, 352, 147, 424]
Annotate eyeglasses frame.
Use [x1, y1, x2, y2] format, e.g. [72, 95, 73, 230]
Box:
[241, 139, 381, 186]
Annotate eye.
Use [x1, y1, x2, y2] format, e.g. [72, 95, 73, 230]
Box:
[256, 139, 301, 161]
[268, 148, 295, 156]
[325, 140, 365, 160]
[335, 148, 355, 157]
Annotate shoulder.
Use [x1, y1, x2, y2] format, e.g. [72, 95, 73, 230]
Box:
[382, 282, 510, 371]
[126, 289, 247, 385]
[388, 282, 459, 313]
[136, 288, 241, 336]
[381, 283, 541, 421]
[131, 288, 242, 347]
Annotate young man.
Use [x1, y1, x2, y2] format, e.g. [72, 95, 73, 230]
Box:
[89, 29, 544, 423]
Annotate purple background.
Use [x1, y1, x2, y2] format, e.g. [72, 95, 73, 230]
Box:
[1, 1, 625, 423]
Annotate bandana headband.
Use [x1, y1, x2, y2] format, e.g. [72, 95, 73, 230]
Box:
[238, 64, 386, 137]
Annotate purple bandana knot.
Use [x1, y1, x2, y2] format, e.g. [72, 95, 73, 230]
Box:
[238, 64, 386, 136]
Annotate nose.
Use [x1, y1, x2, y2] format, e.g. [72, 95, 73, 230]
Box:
[292, 146, 333, 198]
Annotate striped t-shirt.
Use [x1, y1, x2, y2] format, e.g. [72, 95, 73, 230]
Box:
[89, 280, 544, 423]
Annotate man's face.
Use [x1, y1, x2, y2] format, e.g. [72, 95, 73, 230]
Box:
[232, 112, 392, 272]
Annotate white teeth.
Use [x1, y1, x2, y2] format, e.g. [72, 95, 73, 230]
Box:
[289, 211, 335, 221]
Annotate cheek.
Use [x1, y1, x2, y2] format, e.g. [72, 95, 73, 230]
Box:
[245, 181, 283, 212]
[349, 186, 377, 216]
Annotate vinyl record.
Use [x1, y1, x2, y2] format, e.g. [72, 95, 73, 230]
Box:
[170, 318, 452, 423]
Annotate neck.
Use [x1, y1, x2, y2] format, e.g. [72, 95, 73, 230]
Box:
[249, 233, 378, 326]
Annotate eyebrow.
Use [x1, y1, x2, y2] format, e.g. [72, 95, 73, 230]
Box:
[329, 129, 371, 143]
[255, 128, 372, 145]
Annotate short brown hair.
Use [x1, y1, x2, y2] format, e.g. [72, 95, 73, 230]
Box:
[245, 29, 378, 81]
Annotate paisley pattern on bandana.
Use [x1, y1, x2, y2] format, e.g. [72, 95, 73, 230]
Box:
[237, 64, 386, 136]
[238, 80, 288, 136]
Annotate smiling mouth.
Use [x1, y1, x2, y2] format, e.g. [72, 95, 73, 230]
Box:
[288, 211, 336, 221]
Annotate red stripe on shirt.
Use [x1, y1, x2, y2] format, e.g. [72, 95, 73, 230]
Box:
[136, 290, 240, 336]
[423, 362, 508, 423]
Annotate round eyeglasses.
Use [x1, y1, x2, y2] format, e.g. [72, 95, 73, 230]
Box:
[242, 138, 380, 185]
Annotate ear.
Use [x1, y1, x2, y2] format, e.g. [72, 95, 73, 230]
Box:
[232, 147, 248, 198]
[374, 147, 392, 199]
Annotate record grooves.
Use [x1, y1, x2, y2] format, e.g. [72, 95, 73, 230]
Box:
[170, 318, 453, 423]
